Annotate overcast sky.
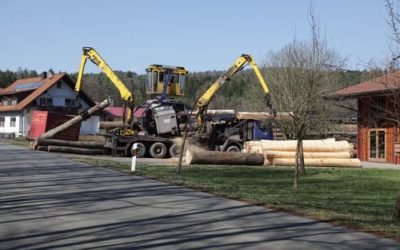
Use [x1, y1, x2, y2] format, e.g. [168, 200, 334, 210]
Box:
[0, 0, 393, 74]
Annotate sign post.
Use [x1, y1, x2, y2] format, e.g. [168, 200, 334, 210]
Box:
[131, 143, 138, 172]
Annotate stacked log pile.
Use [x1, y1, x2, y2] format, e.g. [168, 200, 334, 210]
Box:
[242, 138, 361, 168]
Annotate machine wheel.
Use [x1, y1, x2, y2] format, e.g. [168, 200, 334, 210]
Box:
[226, 144, 241, 152]
[169, 143, 181, 157]
[149, 142, 167, 158]
[130, 142, 146, 158]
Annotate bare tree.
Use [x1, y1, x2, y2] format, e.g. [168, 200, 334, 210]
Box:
[265, 9, 345, 189]
[386, 0, 400, 69]
[385, 0, 400, 222]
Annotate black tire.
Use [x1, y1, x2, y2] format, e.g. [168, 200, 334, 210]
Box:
[226, 144, 241, 152]
[130, 142, 146, 158]
[169, 143, 181, 157]
[149, 142, 167, 158]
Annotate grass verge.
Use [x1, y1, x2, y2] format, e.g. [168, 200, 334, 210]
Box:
[0, 138, 31, 148]
[71, 157, 400, 240]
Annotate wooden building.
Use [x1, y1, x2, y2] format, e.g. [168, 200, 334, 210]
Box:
[333, 72, 400, 164]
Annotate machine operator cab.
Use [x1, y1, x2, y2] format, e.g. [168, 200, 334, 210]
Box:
[146, 64, 188, 97]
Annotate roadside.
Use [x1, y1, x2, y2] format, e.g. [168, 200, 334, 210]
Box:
[1, 141, 399, 250]
[4, 138, 400, 170]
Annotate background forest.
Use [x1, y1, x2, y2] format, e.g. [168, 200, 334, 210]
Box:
[0, 67, 381, 118]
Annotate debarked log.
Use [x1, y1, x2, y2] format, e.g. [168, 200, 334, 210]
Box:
[244, 138, 351, 152]
[272, 158, 361, 168]
[266, 151, 351, 160]
[47, 145, 104, 155]
[186, 147, 264, 165]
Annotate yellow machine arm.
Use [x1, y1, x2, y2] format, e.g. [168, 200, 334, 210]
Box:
[195, 54, 274, 124]
[75, 47, 135, 124]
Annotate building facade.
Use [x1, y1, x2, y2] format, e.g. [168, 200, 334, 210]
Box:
[0, 73, 98, 138]
[333, 72, 400, 164]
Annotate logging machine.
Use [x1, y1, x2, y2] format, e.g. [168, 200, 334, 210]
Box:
[74, 47, 189, 158]
[190, 54, 276, 152]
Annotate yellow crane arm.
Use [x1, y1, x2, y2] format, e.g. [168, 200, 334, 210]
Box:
[74, 47, 135, 125]
[75, 47, 134, 105]
[195, 54, 273, 124]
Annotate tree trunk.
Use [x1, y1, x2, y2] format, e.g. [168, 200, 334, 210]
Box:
[186, 146, 264, 165]
[39, 98, 110, 140]
[47, 145, 104, 155]
[299, 139, 306, 175]
[294, 139, 300, 190]
[36, 138, 104, 149]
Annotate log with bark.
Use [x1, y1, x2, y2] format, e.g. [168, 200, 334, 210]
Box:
[37, 146, 49, 152]
[36, 138, 104, 149]
[272, 158, 361, 168]
[39, 98, 110, 140]
[47, 145, 104, 155]
[186, 146, 264, 165]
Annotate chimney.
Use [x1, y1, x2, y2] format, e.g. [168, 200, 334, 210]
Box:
[41, 71, 47, 79]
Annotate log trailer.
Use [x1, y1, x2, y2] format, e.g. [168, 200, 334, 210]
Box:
[74, 47, 188, 158]
[190, 54, 276, 152]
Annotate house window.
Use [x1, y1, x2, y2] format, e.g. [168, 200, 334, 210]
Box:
[57, 82, 62, 89]
[2, 99, 10, 106]
[0, 117, 5, 127]
[11, 99, 17, 105]
[369, 129, 386, 162]
[39, 97, 53, 106]
[40, 98, 46, 106]
[10, 117, 16, 127]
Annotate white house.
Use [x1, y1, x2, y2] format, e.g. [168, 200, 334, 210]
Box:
[0, 72, 99, 138]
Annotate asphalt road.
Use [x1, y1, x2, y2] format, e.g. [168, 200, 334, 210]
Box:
[1, 142, 399, 250]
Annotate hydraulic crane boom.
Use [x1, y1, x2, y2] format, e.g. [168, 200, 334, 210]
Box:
[74, 47, 135, 125]
[195, 54, 274, 125]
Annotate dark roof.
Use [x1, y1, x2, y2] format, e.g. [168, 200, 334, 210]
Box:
[332, 71, 400, 98]
[0, 73, 95, 112]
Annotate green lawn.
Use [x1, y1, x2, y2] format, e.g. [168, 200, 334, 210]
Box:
[71, 158, 400, 239]
[0, 138, 31, 148]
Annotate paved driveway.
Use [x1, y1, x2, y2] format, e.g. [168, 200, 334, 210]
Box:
[0, 142, 399, 250]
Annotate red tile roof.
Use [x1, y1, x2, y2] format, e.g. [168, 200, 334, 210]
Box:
[333, 71, 400, 98]
[0, 73, 95, 112]
[104, 107, 127, 117]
